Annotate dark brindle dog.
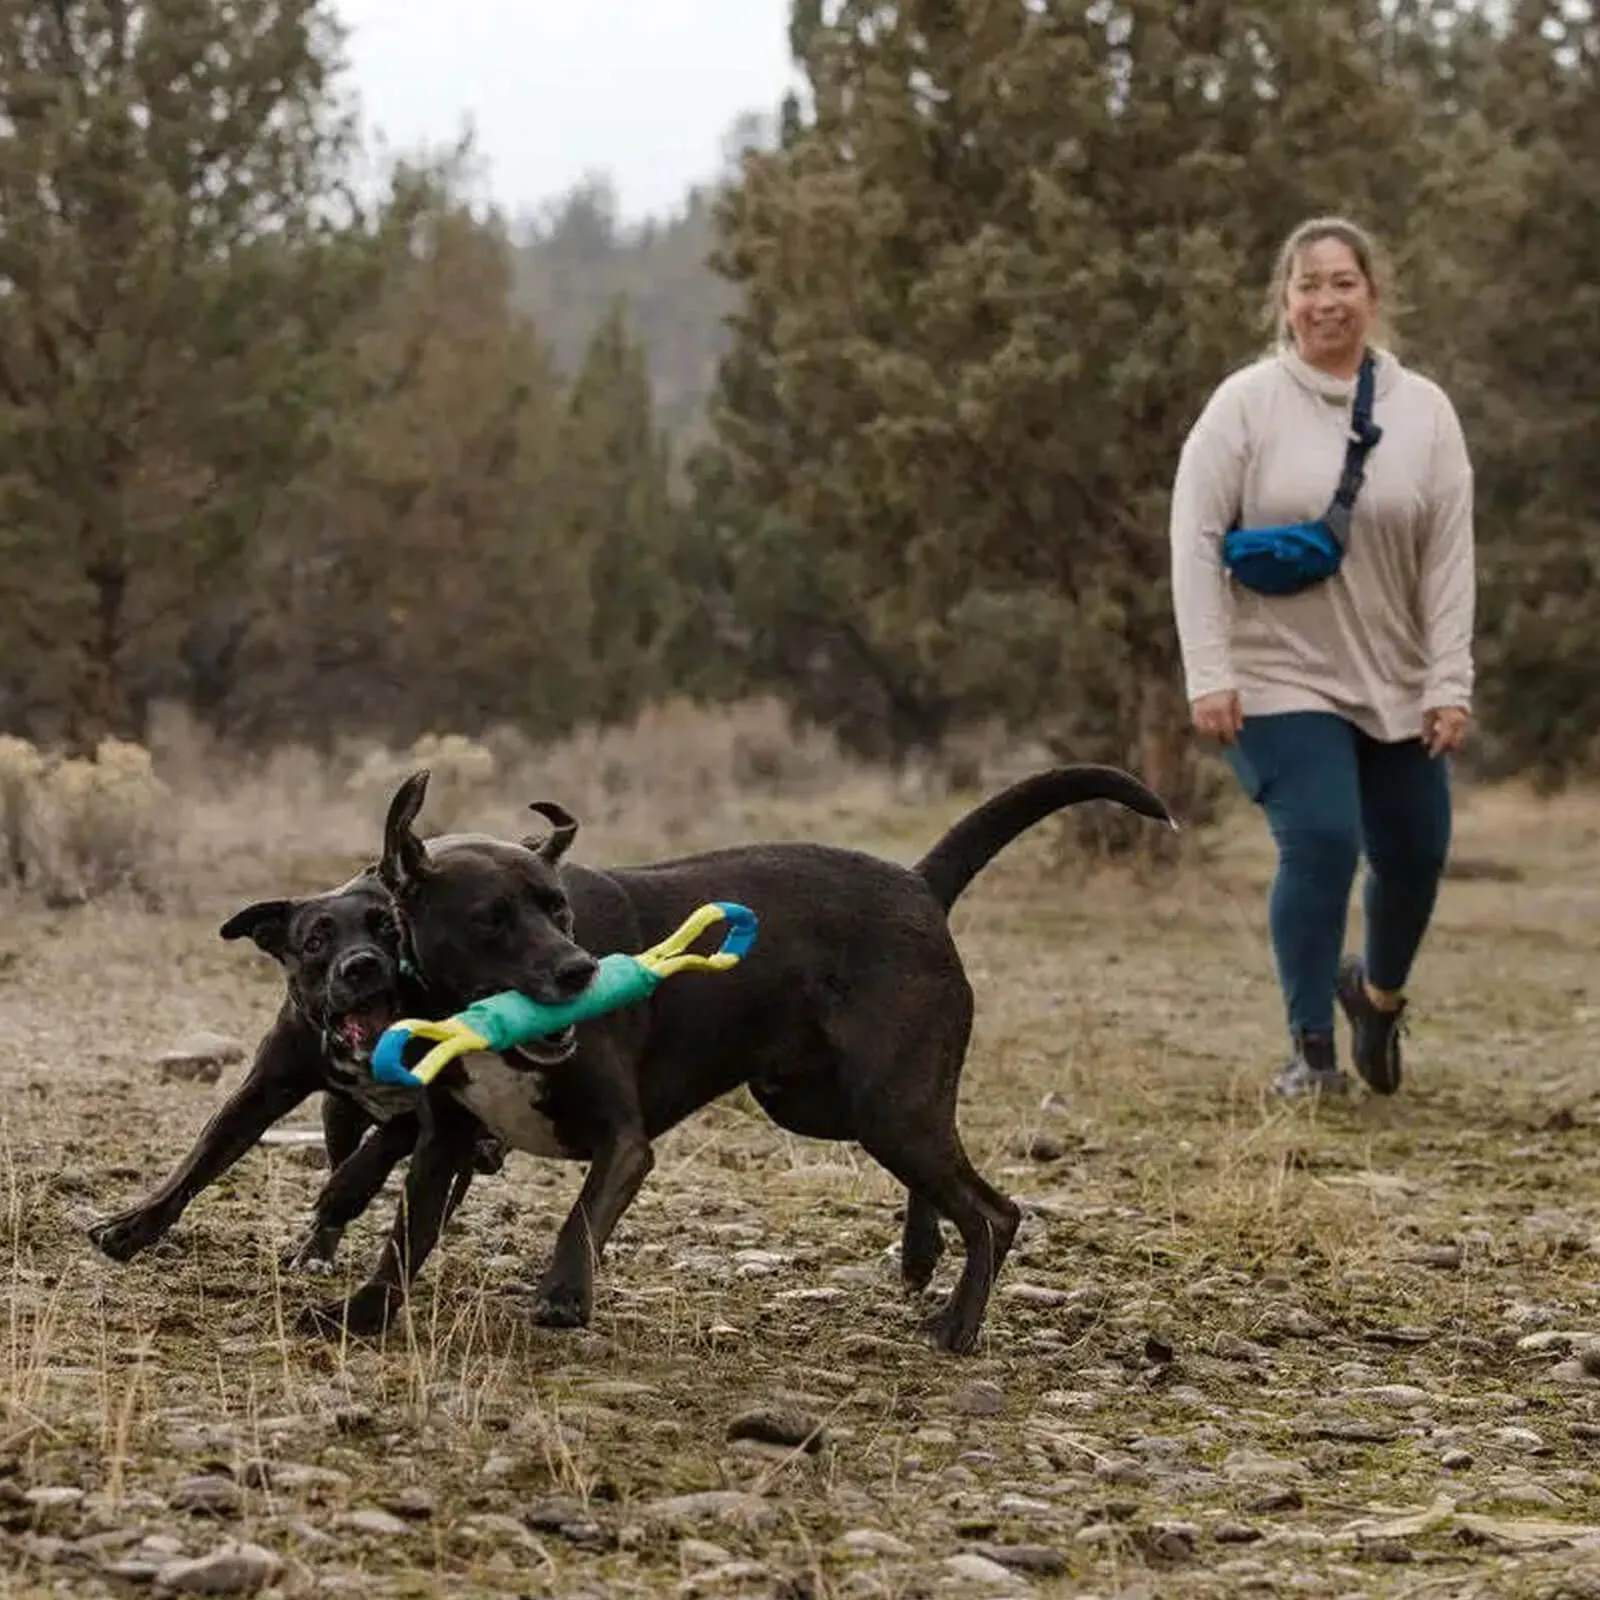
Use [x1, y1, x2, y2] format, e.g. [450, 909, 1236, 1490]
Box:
[86, 869, 504, 1275]
[310, 763, 1175, 1355]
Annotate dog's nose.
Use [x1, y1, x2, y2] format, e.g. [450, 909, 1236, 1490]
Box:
[553, 951, 598, 998]
[337, 949, 384, 987]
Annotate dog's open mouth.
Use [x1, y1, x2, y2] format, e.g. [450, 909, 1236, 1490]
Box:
[329, 1001, 397, 1063]
[510, 1026, 577, 1068]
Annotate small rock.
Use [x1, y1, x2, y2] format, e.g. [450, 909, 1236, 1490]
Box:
[1139, 1522, 1198, 1562]
[24, 1486, 85, 1510]
[726, 1406, 828, 1453]
[1275, 1308, 1327, 1338]
[1093, 1457, 1149, 1485]
[996, 1494, 1056, 1517]
[153, 1540, 281, 1595]
[168, 1477, 241, 1517]
[1343, 1385, 1432, 1409]
[1001, 1283, 1070, 1307]
[964, 1542, 1066, 1575]
[680, 1537, 733, 1565]
[381, 1487, 435, 1521]
[836, 1528, 914, 1559]
[1490, 1426, 1550, 1455]
[1441, 1449, 1475, 1470]
[1213, 1522, 1263, 1544]
[1247, 1486, 1305, 1513]
[336, 1509, 410, 1537]
[156, 1032, 246, 1085]
[265, 1464, 348, 1494]
[1551, 1359, 1600, 1387]
[943, 1551, 1029, 1588]
[1406, 1244, 1462, 1270]
[1011, 1131, 1067, 1163]
[1213, 1333, 1268, 1363]
[1302, 1417, 1399, 1444]
[644, 1491, 774, 1530]
[951, 1381, 1005, 1417]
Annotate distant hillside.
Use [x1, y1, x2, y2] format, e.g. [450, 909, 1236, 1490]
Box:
[509, 177, 735, 447]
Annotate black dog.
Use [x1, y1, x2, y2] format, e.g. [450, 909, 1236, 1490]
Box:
[86, 869, 502, 1276]
[315, 764, 1174, 1355]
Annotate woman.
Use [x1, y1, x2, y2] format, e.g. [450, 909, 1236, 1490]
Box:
[1169, 215, 1476, 1099]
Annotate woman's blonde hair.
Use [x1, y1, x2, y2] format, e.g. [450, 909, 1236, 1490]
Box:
[1263, 215, 1400, 351]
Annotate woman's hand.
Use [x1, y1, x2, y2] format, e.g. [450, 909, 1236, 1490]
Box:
[1191, 690, 1243, 745]
[1423, 705, 1470, 756]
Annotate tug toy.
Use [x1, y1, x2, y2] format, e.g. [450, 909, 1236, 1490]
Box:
[369, 901, 759, 1089]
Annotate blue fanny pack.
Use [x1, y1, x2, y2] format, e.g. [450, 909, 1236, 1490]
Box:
[1221, 352, 1382, 597]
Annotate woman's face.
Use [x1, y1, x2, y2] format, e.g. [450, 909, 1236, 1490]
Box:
[1284, 236, 1375, 372]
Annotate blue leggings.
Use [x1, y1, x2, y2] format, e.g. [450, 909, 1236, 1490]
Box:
[1225, 711, 1452, 1036]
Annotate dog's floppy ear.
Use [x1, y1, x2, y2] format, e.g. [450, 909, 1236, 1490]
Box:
[380, 770, 432, 895]
[219, 899, 296, 960]
[523, 800, 578, 865]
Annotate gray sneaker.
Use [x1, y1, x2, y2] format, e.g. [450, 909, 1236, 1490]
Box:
[1273, 1030, 1349, 1099]
[1337, 955, 1405, 1095]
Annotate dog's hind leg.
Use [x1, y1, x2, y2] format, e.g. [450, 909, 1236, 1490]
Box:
[860, 1120, 1019, 1355]
[899, 1195, 946, 1293]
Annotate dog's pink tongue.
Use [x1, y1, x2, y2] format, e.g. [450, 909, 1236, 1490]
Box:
[339, 1007, 388, 1049]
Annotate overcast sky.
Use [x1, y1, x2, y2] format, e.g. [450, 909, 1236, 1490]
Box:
[331, 0, 798, 225]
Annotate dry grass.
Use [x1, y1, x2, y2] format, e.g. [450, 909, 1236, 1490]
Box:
[1, 710, 1599, 1597]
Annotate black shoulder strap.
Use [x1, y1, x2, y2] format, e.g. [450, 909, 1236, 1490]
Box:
[1324, 352, 1383, 542]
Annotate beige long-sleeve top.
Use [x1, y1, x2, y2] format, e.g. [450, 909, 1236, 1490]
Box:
[1169, 344, 1476, 743]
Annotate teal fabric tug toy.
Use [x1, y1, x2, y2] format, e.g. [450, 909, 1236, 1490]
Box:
[370, 900, 758, 1089]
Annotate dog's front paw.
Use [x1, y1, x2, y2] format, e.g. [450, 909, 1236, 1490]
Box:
[87, 1207, 166, 1263]
[529, 1282, 591, 1330]
[297, 1286, 399, 1341]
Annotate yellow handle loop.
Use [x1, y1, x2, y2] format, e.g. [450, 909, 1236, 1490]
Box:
[634, 902, 743, 979]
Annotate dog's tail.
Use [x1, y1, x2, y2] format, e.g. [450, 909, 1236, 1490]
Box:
[913, 765, 1179, 912]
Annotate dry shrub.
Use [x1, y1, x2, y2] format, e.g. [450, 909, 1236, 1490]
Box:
[344, 732, 500, 834]
[0, 736, 173, 906]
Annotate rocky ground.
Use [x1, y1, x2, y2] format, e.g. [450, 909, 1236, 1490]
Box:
[2, 777, 1599, 1598]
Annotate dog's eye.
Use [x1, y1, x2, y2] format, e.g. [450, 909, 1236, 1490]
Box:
[533, 892, 569, 921]
[302, 928, 328, 956]
[368, 909, 397, 942]
[475, 896, 515, 936]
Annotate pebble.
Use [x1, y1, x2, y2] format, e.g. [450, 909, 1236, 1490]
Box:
[1489, 1426, 1550, 1455]
[951, 1381, 1005, 1417]
[643, 1491, 775, 1530]
[944, 1551, 1030, 1588]
[964, 1541, 1066, 1575]
[153, 1541, 281, 1595]
[726, 1406, 829, 1452]
[156, 1031, 246, 1084]
[1342, 1385, 1432, 1409]
[1002, 1283, 1071, 1307]
[24, 1487, 85, 1510]
[336, 1509, 410, 1537]
[835, 1529, 914, 1558]
[382, 1487, 435, 1520]
[1441, 1449, 1475, 1469]
[168, 1476, 242, 1517]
